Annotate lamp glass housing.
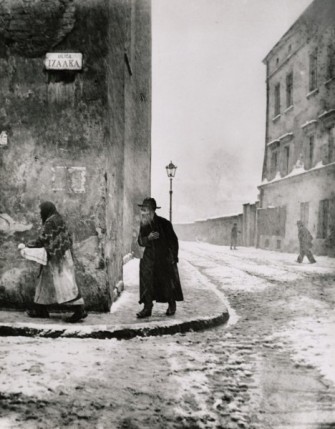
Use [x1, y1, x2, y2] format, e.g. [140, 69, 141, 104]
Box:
[166, 161, 177, 178]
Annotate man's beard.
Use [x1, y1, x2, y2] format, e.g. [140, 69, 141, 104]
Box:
[141, 213, 153, 226]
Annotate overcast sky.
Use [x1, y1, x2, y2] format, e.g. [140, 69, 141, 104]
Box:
[151, 0, 312, 223]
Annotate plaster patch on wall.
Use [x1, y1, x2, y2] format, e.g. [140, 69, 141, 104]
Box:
[52, 166, 86, 193]
[0, 214, 32, 234]
[51, 166, 67, 191]
[0, 131, 8, 146]
[68, 167, 86, 193]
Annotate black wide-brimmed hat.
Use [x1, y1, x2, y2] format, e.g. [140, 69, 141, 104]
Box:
[138, 197, 161, 210]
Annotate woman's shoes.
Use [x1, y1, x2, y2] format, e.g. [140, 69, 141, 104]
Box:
[26, 305, 49, 318]
[65, 306, 88, 323]
[136, 306, 152, 318]
[166, 301, 176, 316]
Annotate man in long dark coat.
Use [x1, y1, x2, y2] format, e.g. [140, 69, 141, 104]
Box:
[136, 198, 184, 318]
[230, 223, 238, 250]
[296, 220, 316, 264]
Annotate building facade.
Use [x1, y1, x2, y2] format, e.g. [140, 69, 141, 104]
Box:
[0, 0, 151, 311]
[258, 0, 335, 255]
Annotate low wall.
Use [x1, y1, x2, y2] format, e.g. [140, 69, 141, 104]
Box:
[175, 214, 243, 246]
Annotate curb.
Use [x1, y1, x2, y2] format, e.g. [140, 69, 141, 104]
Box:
[0, 310, 229, 340]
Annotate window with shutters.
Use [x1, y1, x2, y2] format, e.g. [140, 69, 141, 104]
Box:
[286, 72, 293, 108]
[300, 202, 309, 227]
[327, 44, 335, 80]
[307, 135, 314, 169]
[326, 127, 335, 164]
[317, 199, 329, 239]
[309, 49, 318, 92]
[283, 145, 290, 176]
[271, 149, 279, 176]
[274, 83, 281, 116]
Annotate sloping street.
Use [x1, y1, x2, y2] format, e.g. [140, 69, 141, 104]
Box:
[1, 242, 335, 429]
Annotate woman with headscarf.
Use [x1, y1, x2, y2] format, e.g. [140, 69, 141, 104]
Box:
[26, 201, 87, 323]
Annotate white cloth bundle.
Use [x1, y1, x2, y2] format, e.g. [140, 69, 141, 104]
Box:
[18, 243, 47, 266]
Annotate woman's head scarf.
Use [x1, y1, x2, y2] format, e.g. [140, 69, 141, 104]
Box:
[39, 201, 73, 261]
[40, 201, 57, 224]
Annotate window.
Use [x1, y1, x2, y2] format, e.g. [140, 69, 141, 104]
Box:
[300, 202, 309, 227]
[274, 83, 281, 116]
[327, 127, 334, 163]
[283, 145, 290, 175]
[317, 199, 329, 238]
[308, 135, 314, 168]
[327, 44, 335, 80]
[286, 72, 293, 107]
[271, 149, 278, 174]
[309, 49, 318, 91]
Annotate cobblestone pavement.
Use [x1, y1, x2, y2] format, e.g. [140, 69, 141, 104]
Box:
[0, 242, 335, 429]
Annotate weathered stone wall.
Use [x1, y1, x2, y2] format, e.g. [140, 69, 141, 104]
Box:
[0, 0, 151, 311]
[123, 0, 151, 259]
[175, 215, 243, 247]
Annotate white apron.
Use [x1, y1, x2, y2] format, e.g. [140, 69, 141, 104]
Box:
[34, 250, 83, 306]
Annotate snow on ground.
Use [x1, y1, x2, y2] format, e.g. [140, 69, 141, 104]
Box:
[181, 258, 239, 326]
[1, 240, 334, 429]
[181, 241, 335, 284]
[271, 314, 335, 385]
[110, 259, 139, 314]
[181, 241, 335, 389]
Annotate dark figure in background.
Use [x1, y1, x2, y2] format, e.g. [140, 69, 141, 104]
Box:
[230, 223, 238, 250]
[26, 201, 87, 323]
[137, 198, 184, 318]
[296, 220, 316, 264]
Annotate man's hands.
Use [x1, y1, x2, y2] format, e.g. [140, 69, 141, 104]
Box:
[148, 232, 160, 241]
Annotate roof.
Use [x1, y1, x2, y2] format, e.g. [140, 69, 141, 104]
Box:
[263, 0, 335, 64]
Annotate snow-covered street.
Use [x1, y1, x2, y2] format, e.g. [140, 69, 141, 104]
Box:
[1, 242, 335, 429]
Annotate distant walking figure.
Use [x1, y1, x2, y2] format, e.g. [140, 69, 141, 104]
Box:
[296, 220, 316, 264]
[137, 198, 184, 318]
[26, 201, 87, 322]
[230, 223, 238, 250]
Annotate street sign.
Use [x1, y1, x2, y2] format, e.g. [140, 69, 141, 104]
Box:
[44, 53, 82, 70]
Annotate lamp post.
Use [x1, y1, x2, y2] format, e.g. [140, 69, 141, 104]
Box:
[166, 161, 177, 223]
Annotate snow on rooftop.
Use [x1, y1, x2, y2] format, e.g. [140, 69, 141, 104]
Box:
[260, 161, 335, 186]
[279, 132, 293, 141]
[194, 213, 242, 222]
[301, 119, 318, 129]
[318, 109, 335, 120]
[312, 161, 324, 170]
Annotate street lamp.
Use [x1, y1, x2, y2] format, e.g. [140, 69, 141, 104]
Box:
[166, 161, 177, 222]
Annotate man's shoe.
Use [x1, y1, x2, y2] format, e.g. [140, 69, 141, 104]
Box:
[166, 301, 176, 316]
[136, 307, 152, 318]
[65, 306, 88, 323]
